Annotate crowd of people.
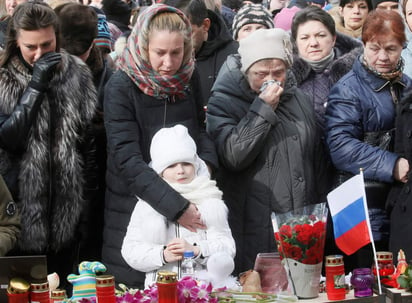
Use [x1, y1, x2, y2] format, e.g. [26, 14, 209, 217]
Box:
[0, 0, 411, 293]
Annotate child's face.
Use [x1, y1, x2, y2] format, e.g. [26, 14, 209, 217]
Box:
[162, 162, 196, 184]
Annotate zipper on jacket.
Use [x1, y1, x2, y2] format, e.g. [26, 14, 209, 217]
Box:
[163, 99, 167, 127]
[163, 96, 176, 127]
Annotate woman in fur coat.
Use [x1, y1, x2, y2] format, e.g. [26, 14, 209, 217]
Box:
[122, 125, 235, 288]
[328, 0, 371, 39]
[290, 6, 363, 129]
[0, 1, 97, 285]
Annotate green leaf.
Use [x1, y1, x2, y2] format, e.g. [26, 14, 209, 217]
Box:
[398, 276, 410, 289]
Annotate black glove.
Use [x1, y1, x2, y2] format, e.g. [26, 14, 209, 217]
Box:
[29, 52, 62, 92]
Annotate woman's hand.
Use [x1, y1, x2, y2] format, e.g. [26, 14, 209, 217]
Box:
[30, 52, 62, 92]
[177, 203, 206, 232]
[393, 157, 410, 183]
[258, 81, 283, 110]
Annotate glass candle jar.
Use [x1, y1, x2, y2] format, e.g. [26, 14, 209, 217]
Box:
[351, 268, 374, 297]
[157, 271, 178, 303]
[96, 275, 116, 303]
[325, 255, 346, 301]
[50, 289, 67, 303]
[30, 281, 49, 303]
[7, 278, 30, 303]
[372, 251, 395, 277]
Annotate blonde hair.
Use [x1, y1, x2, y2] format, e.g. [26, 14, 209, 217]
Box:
[139, 11, 193, 66]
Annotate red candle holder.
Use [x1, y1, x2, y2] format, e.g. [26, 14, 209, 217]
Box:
[156, 271, 178, 303]
[7, 291, 29, 303]
[30, 281, 49, 303]
[50, 289, 66, 303]
[325, 255, 346, 301]
[372, 251, 395, 277]
[96, 275, 116, 303]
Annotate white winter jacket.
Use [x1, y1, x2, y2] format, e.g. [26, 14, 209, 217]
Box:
[121, 176, 236, 288]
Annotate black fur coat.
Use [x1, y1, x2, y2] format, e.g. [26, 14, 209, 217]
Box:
[0, 52, 97, 253]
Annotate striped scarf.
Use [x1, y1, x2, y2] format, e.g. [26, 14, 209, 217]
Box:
[118, 4, 194, 100]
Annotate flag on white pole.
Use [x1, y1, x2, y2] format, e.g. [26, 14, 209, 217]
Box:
[327, 174, 372, 255]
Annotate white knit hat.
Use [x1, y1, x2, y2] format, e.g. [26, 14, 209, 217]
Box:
[150, 125, 208, 176]
[238, 28, 293, 73]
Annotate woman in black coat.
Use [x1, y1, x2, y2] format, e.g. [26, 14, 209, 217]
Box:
[102, 4, 218, 289]
[387, 92, 412, 258]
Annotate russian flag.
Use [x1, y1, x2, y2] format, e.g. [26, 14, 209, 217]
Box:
[327, 174, 372, 255]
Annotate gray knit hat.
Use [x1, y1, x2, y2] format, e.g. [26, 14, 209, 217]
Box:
[239, 28, 293, 73]
[232, 3, 275, 40]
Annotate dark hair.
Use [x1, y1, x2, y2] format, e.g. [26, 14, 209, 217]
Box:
[162, 0, 208, 26]
[339, 0, 372, 10]
[0, 1, 59, 67]
[102, 0, 131, 28]
[362, 10, 405, 46]
[222, 0, 243, 11]
[291, 6, 335, 42]
[55, 3, 98, 56]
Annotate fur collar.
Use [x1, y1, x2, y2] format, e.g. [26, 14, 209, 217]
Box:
[0, 52, 97, 252]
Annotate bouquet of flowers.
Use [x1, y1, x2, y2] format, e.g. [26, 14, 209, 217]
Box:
[272, 203, 328, 299]
[114, 277, 298, 303]
[115, 276, 217, 303]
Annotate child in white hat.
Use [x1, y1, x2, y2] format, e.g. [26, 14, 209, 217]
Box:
[121, 124, 236, 288]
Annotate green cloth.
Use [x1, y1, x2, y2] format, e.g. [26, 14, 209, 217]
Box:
[0, 175, 20, 256]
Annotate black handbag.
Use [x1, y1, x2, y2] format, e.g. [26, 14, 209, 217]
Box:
[335, 129, 395, 208]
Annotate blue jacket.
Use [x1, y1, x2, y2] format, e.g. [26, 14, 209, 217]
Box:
[325, 56, 412, 183]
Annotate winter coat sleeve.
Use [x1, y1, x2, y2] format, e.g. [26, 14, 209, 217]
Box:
[0, 174, 20, 256]
[121, 201, 165, 272]
[386, 92, 412, 212]
[207, 93, 279, 171]
[325, 81, 398, 183]
[104, 74, 190, 221]
[0, 86, 44, 153]
[76, 122, 99, 244]
[190, 70, 219, 170]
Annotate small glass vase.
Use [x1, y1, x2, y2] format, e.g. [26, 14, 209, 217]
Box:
[351, 268, 374, 298]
